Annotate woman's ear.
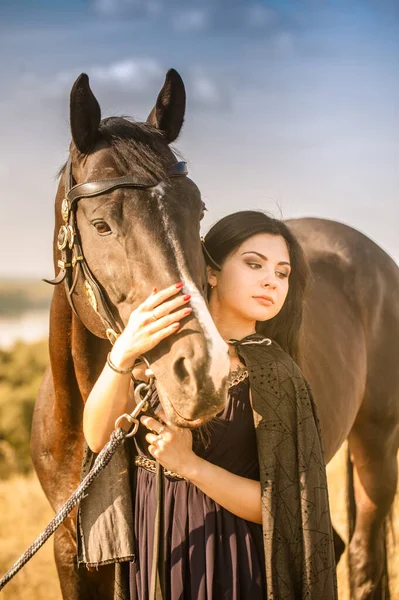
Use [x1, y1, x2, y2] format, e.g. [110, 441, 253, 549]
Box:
[207, 266, 218, 288]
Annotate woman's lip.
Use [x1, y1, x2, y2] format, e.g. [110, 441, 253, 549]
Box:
[253, 296, 274, 305]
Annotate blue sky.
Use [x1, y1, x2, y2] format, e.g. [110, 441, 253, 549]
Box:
[0, 0, 398, 276]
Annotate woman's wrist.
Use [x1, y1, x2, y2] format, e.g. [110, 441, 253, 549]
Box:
[180, 453, 205, 481]
[109, 342, 138, 371]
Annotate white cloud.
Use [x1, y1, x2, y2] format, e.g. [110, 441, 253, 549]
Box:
[90, 58, 163, 89]
[172, 8, 208, 31]
[13, 59, 229, 112]
[191, 71, 223, 106]
[272, 31, 296, 56]
[246, 4, 277, 29]
[16, 58, 164, 101]
[93, 0, 162, 17]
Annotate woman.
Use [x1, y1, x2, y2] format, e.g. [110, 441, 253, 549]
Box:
[82, 210, 337, 599]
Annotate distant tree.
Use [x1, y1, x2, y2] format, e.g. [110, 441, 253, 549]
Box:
[0, 339, 48, 477]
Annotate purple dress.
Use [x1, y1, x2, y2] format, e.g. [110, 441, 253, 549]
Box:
[130, 377, 266, 600]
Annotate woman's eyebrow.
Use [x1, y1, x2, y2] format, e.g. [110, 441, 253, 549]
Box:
[241, 251, 291, 267]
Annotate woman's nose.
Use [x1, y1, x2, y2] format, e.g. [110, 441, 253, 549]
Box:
[261, 272, 277, 288]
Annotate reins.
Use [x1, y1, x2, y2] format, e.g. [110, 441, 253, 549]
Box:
[0, 377, 157, 592]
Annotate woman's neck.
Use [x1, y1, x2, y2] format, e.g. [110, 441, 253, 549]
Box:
[210, 300, 256, 343]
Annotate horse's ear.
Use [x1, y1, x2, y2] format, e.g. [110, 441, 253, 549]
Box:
[70, 73, 101, 154]
[147, 69, 186, 143]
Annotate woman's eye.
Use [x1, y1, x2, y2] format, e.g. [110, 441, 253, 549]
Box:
[93, 221, 111, 235]
[276, 271, 289, 279]
[247, 262, 262, 269]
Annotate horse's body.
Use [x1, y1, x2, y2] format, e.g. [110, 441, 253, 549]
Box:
[31, 71, 399, 599]
[290, 217, 399, 599]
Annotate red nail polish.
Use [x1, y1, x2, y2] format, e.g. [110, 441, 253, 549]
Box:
[173, 322, 180, 328]
[183, 294, 191, 301]
[184, 307, 193, 315]
[175, 282, 184, 289]
[152, 287, 158, 294]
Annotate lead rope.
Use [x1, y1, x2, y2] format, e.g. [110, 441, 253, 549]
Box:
[150, 461, 165, 600]
[0, 380, 154, 592]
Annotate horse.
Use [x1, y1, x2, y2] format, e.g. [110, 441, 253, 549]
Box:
[31, 69, 230, 599]
[289, 217, 399, 600]
[31, 69, 399, 599]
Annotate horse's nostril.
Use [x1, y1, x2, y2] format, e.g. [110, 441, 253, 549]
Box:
[173, 357, 190, 384]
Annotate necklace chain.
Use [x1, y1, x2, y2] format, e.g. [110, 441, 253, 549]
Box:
[228, 365, 249, 388]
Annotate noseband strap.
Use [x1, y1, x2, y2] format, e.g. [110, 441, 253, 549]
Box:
[43, 157, 195, 343]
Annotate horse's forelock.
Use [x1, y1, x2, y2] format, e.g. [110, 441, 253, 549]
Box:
[56, 116, 177, 182]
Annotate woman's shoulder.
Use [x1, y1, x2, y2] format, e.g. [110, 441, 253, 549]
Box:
[236, 335, 303, 375]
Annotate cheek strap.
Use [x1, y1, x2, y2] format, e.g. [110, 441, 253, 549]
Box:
[201, 238, 221, 271]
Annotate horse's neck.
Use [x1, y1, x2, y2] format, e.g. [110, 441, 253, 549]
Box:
[49, 286, 109, 405]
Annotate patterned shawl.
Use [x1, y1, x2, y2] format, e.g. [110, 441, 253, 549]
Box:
[234, 335, 337, 599]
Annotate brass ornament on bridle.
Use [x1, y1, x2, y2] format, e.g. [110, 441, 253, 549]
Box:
[61, 198, 70, 223]
[84, 281, 98, 313]
[44, 157, 190, 346]
[57, 226, 69, 251]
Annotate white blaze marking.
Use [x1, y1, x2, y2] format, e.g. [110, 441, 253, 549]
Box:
[181, 278, 230, 390]
[151, 183, 166, 200]
[157, 197, 229, 390]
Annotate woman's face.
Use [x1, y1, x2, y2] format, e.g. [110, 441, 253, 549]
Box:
[208, 233, 291, 323]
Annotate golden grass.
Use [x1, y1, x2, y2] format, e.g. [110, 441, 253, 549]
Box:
[0, 473, 61, 599]
[0, 446, 397, 599]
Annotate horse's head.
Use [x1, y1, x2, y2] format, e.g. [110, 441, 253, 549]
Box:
[51, 69, 229, 426]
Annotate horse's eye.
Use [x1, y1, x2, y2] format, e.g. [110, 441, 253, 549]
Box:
[200, 202, 207, 221]
[93, 221, 111, 235]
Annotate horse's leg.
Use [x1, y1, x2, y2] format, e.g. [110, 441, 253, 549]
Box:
[54, 519, 82, 600]
[348, 413, 398, 600]
[54, 520, 118, 600]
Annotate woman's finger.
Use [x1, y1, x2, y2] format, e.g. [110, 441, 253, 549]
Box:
[149, 293, 191, 322]
[147, 306, 192, 332]
[145, 432, 161, 445]
[141, 415, 165, 433]
[148, 445, 160, 459]
[141, 282, 184, 312]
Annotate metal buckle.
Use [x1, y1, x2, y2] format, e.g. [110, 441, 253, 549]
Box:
[58, 259, 72, 269]
[106, 328, 120, 345]
[114, 381, 155, 438]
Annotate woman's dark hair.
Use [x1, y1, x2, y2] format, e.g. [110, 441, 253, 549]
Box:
[204, 210, 309, 363]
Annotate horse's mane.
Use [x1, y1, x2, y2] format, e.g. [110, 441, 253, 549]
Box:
[57, 117, 170, 180]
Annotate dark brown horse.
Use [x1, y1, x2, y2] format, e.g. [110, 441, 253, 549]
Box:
[289, 217, 399, 600]
[31, 69, 230, 599]
[31, 70, 399, 600]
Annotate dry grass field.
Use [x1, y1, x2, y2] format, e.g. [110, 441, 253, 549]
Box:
[0, 445, 397, 599]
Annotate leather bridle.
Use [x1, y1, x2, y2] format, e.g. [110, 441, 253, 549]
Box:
[44, 157, 190, 344]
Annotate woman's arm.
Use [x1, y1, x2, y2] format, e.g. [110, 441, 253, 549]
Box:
[83, 361, 134, 453]
[83, 284, 192, 453]
[141, 414, 262, 524]
[184, 457, 262, 524]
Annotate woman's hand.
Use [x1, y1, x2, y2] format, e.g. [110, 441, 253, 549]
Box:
[140, 412, 196, 477]
[140, 411, 262, 524]
[110, 283, 192, 370]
